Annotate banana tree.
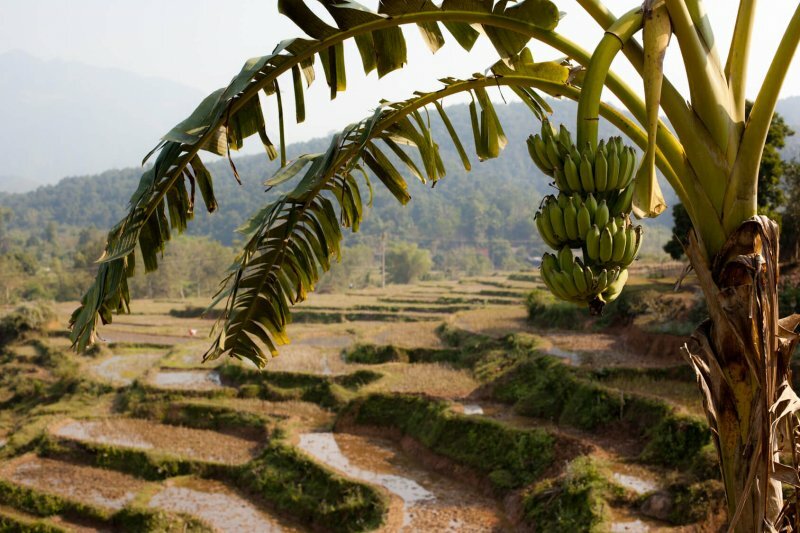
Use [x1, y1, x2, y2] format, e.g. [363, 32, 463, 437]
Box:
[70, 0, 800, 529]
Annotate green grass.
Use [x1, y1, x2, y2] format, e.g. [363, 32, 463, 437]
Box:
[216, 364, 380, 410]
[237, 443, 386, 533]
[341, 393, 556, 492]
[342, 343, 464, 366]
[0, 479, 209, 532]
[493, 354, 710, 469]
[525, 290, 585, 329]
[522, 456, 616, 532]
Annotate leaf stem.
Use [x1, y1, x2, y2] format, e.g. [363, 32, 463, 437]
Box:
[724, 0, 756, 124]
[577, 0, 729, 217]
[723, 2, 800, 234]
[576, 8, 643, 149]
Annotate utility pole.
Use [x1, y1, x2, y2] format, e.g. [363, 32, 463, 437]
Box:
[380, 232, 386, 289]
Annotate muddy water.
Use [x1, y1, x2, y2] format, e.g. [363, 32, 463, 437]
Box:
[149, 478, 300, 532]
[544, 345, 582, 364]
[450, 402, 484, 416]
[613, 472, 658, 495]
[298, 432, 507, 532]
[91, 353, 162, 385]
[150, 369, 222, 390]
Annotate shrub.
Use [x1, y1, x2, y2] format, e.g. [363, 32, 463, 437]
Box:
[0, 302, 56, 346]
[493, 354, 710, 468]
[343, 393, 556, 492]
[780, 282, 800, 317]
[522, 456, 612, 532]
[525, 290, 583, 329]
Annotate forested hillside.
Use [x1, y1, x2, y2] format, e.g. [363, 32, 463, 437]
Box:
[0, 98, 677, 252]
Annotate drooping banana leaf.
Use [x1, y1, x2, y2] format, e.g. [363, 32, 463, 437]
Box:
[204, 69, 571, 366]
[69, 1, 564, 354]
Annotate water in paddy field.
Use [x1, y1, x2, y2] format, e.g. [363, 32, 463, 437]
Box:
[148, 479, 301, 532]
[298, 432, 509, 532]
[150, 369, 223, 390]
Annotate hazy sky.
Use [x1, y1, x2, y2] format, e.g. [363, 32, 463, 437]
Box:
[3, 1, 800, 144]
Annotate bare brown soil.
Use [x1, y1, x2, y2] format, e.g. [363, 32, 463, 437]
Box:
[50, 418, 262, 464]
[0, 454, 148, 510]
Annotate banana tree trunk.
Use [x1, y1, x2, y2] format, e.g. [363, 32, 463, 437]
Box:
[684, 216, 800, 531]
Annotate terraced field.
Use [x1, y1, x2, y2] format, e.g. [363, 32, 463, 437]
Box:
[0, 269, 726, 531]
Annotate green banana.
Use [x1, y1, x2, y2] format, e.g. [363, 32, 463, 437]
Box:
[584, 143, 595, 166]
[533, 135, 552, 174]
[599, 227, 614, 263]
[542, 253, 559, 274]
[608, 217, 618, 238]
[558, 270, 579, 299]
[611, 224, 627, 263]
[548, 202, 567, 241]
[621, 148, 636, 189]
[606, 144, 621, 191]
[553, 167, 569, 191]
[620, 225, 637, 265]
[583, 264, 597, 292]
[564, 201, 579, 241]
[594, 200, 610, 229]
[540, 255, 565, 299]
[527, 136, 550, 175]
[597, 269, 609, 292]
[545, 137, 563, 169]
[557, 193, 570, 209]
[580, 153, 595, 193]
[602, 268, 628, 303]
[585, 225, 601, 261]
[631, 225, 643, 261]
[564, 156, 582, 192]
[573, 262, 588, 293]
[594, 148, 608, 192]
[558, 246, 573, 272]
[559, 124, 572, 150]
[611, 184, 634, 216]
[577, 204, 592, 238]
[585, 194, 598, 219]
[536, 212, 559, 249]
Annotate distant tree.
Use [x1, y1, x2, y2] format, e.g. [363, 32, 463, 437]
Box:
[750, 101, 795, 219]
[663, 203, 691, 260]
[440, 246, 492, 277]
[489, 239, 517, 270]
[781, 161, 800, 263]
[385, 243, 432, 284]
[0, 207, 11, 254]
[317, 244, 377, 293]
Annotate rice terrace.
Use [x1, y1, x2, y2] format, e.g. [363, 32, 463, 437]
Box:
[5, 0, 800, 531]
[0, 261, 747, 531]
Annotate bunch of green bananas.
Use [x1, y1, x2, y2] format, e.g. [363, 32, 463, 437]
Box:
[540, 247, 628, 305]
[531, 120, 644, 311]
[535, 192, 637, 250]
[527, 125, 637, 195]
